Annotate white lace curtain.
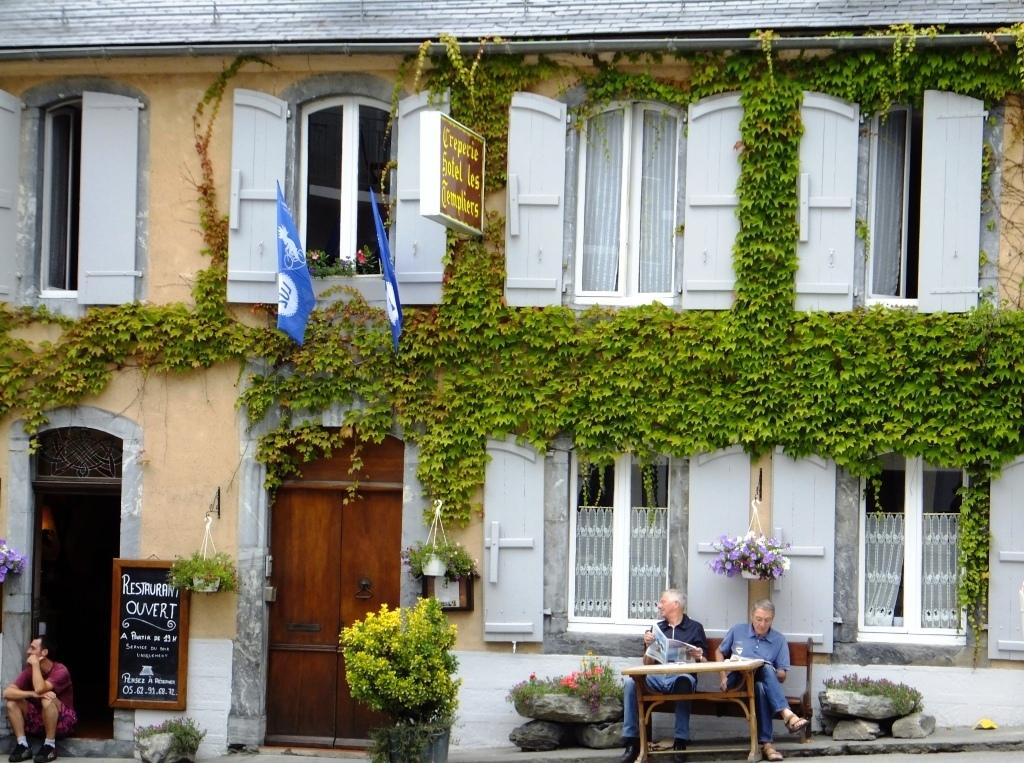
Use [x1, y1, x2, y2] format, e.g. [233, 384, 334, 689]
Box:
[870, 111, 908, 297]
[573, 504, 668, 620]
[864, 512, 905, 626]
[922, 512, 959, 629]
[580, 107, 677, 294]
[865, 511, 959, 628]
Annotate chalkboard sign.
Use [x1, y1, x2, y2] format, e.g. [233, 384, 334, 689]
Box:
[109, 560, 190, 709]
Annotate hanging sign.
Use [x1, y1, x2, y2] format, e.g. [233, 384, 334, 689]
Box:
[109, 559, 189, 709]
[419, 111, 485, 236]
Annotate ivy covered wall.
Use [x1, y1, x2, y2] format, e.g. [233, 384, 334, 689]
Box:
[2, 28, 1024, 636]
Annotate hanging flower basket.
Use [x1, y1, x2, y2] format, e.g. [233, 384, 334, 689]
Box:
[421, 554, 447, 578]
[708, 532, 791, 581]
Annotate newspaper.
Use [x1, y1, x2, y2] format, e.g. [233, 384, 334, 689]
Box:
[643, 624, 699, 664]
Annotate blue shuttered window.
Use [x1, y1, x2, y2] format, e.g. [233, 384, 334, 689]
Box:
[483, 438, 545, 642]
[0, 89, 22, 303]
[795, 93, 858, 312]
[686, 448, 750, 637]
[394, 91, 448, 305]
[682, 93, 741, 310]
[227, 89, 287, 303]
[505, 93, 567, 307]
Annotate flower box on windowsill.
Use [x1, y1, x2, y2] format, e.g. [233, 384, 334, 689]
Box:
[421, 575, 474, 611]
[312, 275, 385, 306]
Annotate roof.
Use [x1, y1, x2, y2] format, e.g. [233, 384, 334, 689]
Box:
[0, 0, 1022, 54]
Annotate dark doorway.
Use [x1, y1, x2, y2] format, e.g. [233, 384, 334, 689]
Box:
[33, 493, 120, 737]
[30, 426, 123, 740]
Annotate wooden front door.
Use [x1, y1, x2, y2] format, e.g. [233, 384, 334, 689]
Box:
[266, 485, 402, 746]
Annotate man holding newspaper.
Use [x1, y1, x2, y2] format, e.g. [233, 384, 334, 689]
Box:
[620, 589, 709, 763]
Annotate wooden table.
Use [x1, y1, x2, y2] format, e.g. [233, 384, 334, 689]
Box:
[622, 658, 765, 762]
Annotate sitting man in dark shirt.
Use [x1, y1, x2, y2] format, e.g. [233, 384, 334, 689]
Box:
[620, 588, 709, 763]
[4, 635, 77, 763]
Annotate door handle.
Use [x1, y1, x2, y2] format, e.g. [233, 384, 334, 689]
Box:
[355, 578, 373, 599]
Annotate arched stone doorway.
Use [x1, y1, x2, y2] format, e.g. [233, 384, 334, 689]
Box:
[32, 427, 122, 737]
[4, 408, 142, 744]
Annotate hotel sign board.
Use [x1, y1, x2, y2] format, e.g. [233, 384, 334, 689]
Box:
[420, 111, 485, 236]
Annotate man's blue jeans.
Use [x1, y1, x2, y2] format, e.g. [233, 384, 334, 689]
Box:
[622, 673, 697, 740]
[727, 664, 788, 743]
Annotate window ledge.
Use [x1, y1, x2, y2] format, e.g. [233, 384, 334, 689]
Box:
[865, 297, 918, 309]
[856, 630, 966, 646]
[312, 275, 385, 306]
[572, 295, 680, 308]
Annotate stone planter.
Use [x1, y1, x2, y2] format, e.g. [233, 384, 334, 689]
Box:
[135, 733, 196, 763]
[513, 692, 622, 724]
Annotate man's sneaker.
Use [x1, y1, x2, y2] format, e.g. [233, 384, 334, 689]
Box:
[32, 745, 55, 763]
[8, 744, 32, 763]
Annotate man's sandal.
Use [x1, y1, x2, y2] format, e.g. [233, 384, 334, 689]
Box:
[761, 743, 784, 761]
[784, 714, 809, 733]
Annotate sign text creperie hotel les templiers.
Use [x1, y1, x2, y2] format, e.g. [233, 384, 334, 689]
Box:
[420, 112, 485, 236]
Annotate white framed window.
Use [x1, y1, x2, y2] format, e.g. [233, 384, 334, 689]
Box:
[574, 103, 681, 304]
[867, 106, 919, 303]
[300, 96, 391, 276]
[866, 91, 984, 312]
[40, 100, 81, 294]
[859, 454, 965, 643]
[569, 454, 670, 628]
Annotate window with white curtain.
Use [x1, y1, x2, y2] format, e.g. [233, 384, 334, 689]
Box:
[867, 107, 920, 301]
[41, 100, 82, 293]
[574, 103, 680, 303]
[301, 97, 391, 275]
[569, 454, 670, 627]
[860, 454, 964, 641]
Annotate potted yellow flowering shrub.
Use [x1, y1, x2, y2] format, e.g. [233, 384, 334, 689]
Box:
[341, 597, 460, 763]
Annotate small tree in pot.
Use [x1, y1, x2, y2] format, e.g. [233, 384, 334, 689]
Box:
[341, 597, 460, 763]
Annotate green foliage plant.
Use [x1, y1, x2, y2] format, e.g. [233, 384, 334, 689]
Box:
[134, 717, 206, 761]
[167, 551, 239, 593]
[506, 653, 623, 714]
[341, 598, 459, 762]
[823, 673, 924, 716]
[402, 539, 478, 582]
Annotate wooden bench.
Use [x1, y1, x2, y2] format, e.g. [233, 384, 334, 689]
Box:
[648, 636, 814, 742]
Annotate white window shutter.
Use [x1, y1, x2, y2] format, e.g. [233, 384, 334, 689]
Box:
[395, 91, 449, 305]
[483, 438, 545, 642]
[0, 89, 21, 304]
[227, 89, 287, 304]
[918, 90, 984, 313]
[78, 91, 141, 305]
[795, 93, 858, 312]
[989, 457, 1024, 660]
[770, 449, 836, 652]
[505, 92, 567, 306]
[687, 447, 750, 637]
[682, 93, 742, 310]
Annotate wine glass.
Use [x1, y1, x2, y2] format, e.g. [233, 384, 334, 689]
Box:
[734, 644, 744, 660]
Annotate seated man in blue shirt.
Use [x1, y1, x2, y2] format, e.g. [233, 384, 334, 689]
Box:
[620, 589, 709, 763]
[715, 599, 809, 762]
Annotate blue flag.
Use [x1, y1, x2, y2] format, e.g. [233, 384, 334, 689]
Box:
[276, 182, 316, 344]
[370, 188, 403, 351]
